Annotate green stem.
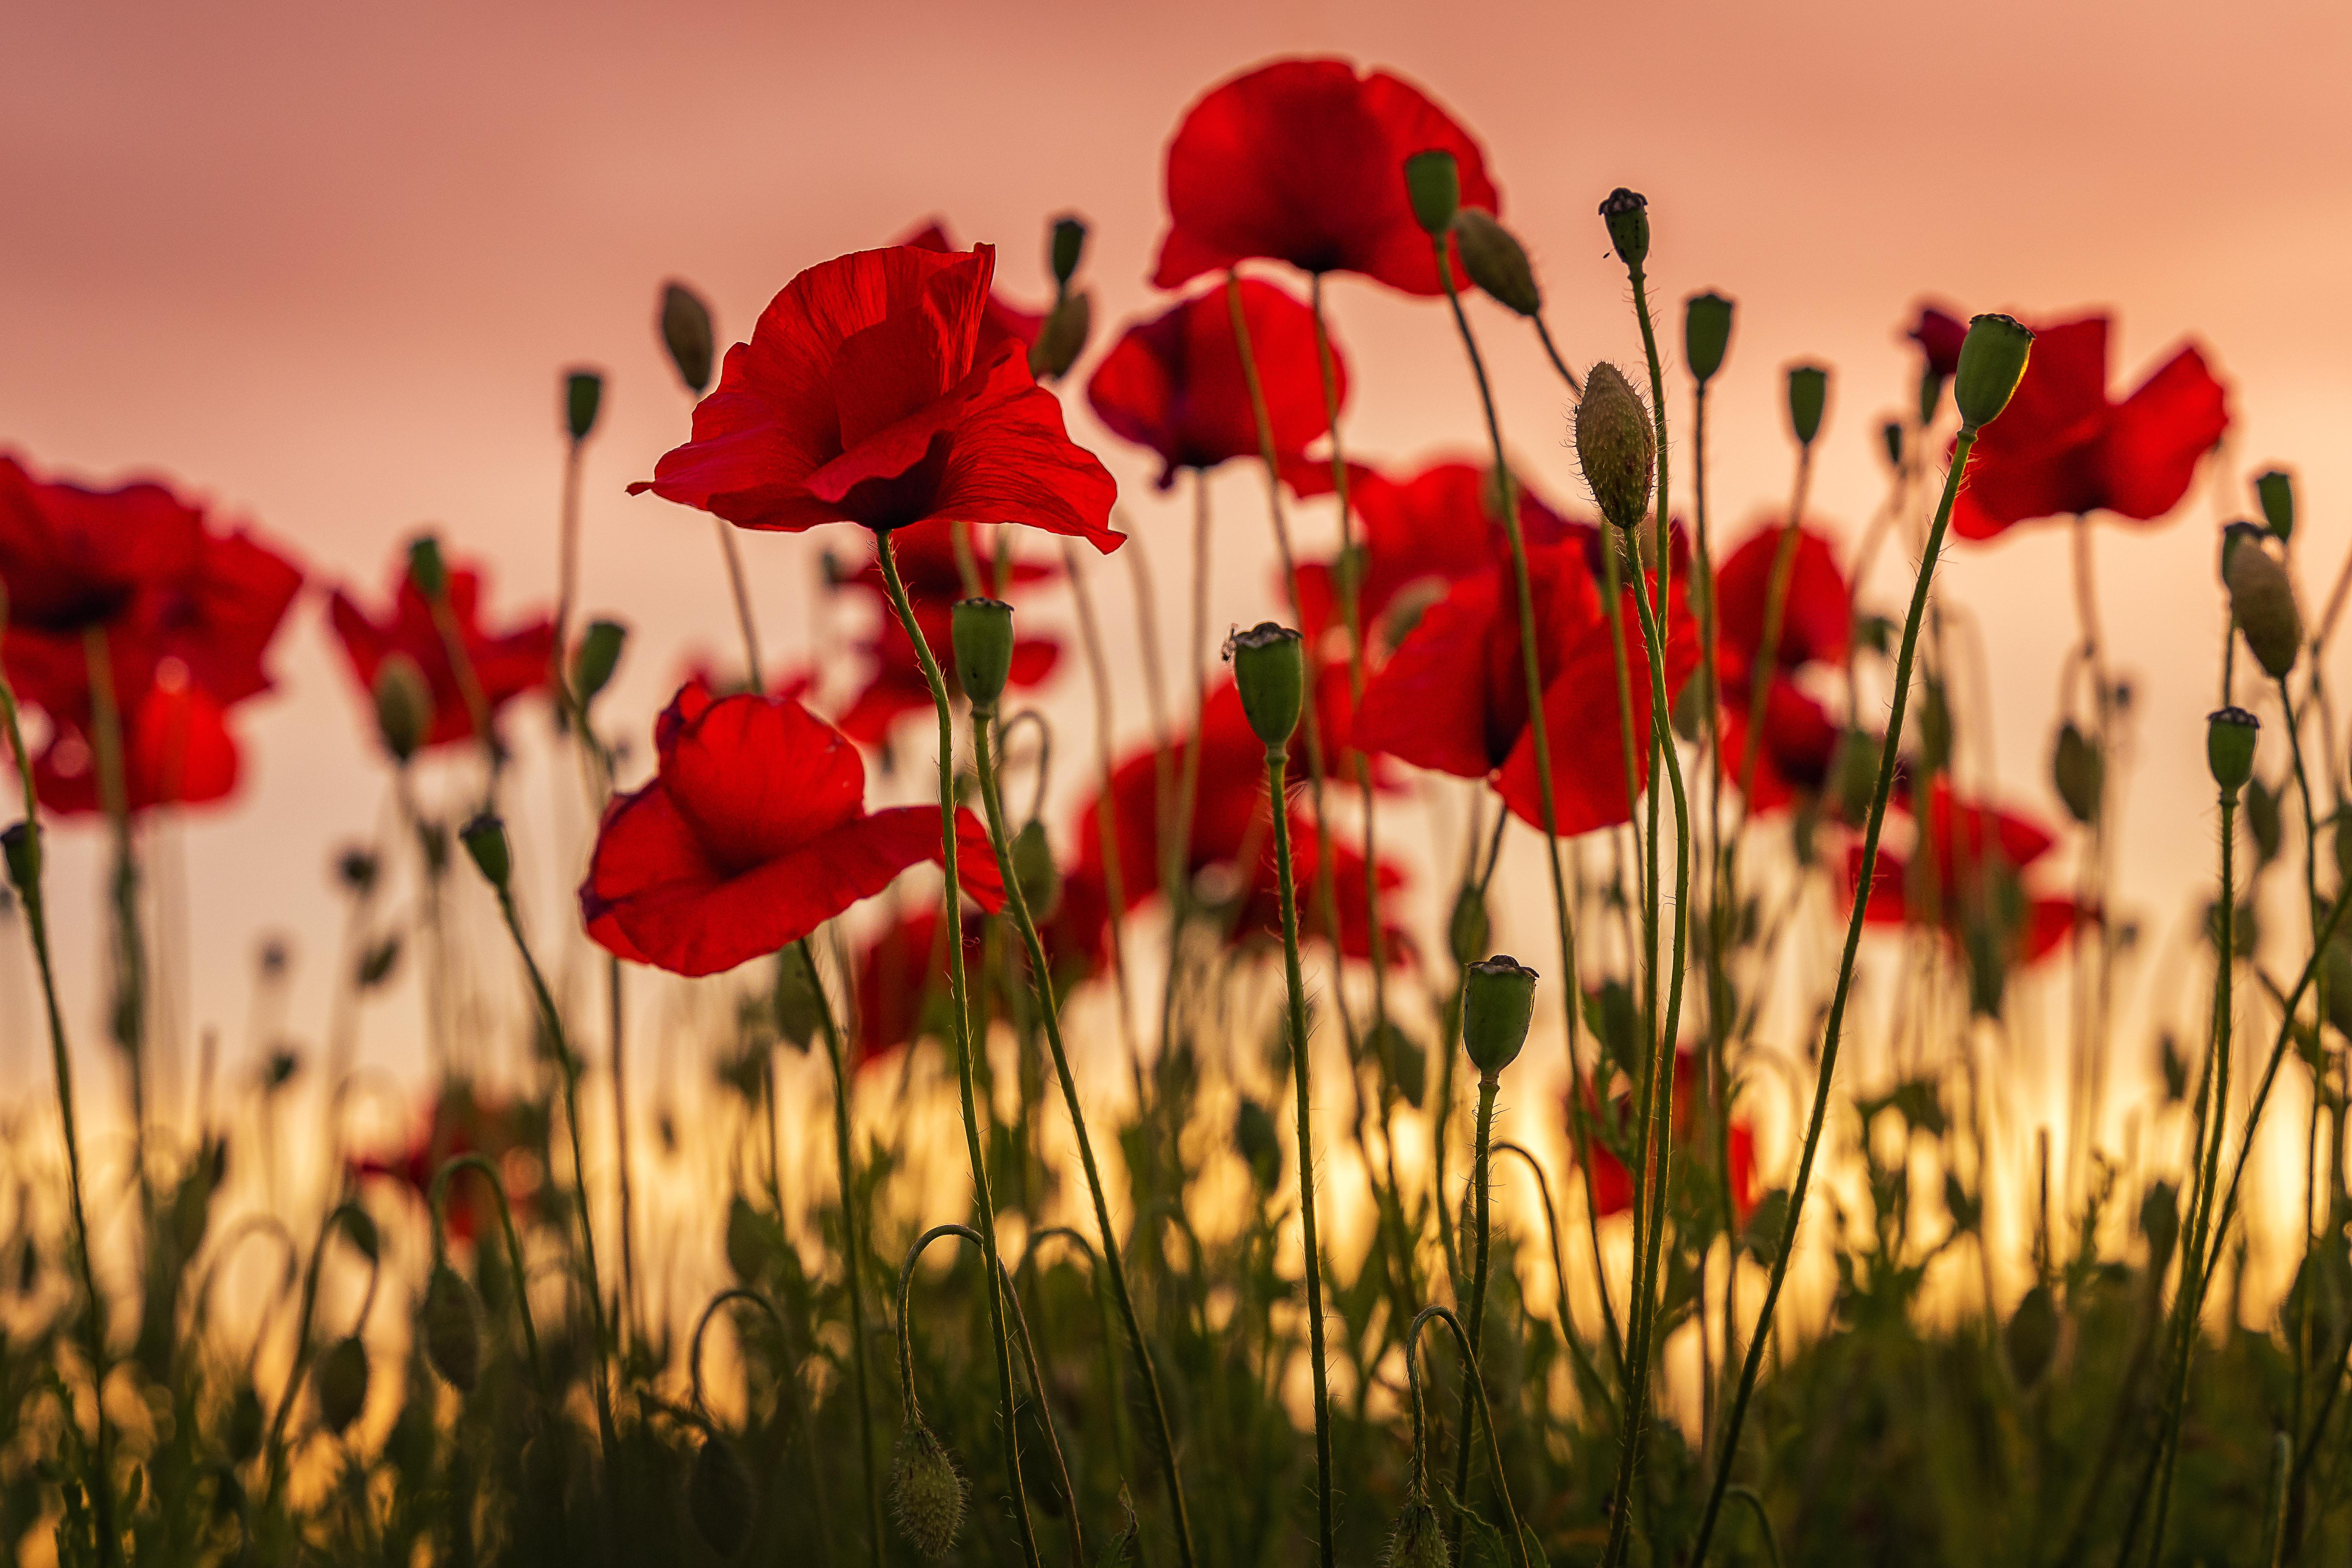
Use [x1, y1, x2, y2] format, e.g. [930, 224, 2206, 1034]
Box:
[428, 1153, 545, 1395]
[1408, 1306, 1533, 1568]
[1448, 1076, 1502, 1514]
[712, 518, 764, 690]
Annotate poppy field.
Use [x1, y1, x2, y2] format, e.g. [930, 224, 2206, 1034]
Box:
[8, 48, 2349, 1568]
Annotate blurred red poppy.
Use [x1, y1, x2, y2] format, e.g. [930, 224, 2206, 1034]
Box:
[899, 219, 1045, 362]
[631, 246, 1121, 553]
[1577, 1049, 1758, 1223]
[1711, 520, 1850, 814]
[1846, 778, 2086, 965]
[849, 904, 983, 1070]
[1088, 277, 1340, 490]
[581, 683, 1004, 978]
[1951, 315, 2228, 541]
[328, 561, 553, 753]
[33, 674, 240, 814]
[350, 1082, 536, 1244]
[1153, 57, 1500, 296]
[1907, 305, 1969, 382]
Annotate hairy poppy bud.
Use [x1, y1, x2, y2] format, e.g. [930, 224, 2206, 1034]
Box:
[1386, 1498, 1449, 1568]
[2207, 706, 2259, 795]
[2052, 722, 2101, 825]
[1462, 954, 1538, 1081]
[421, 1263, 482, 1393]
[1787, 364, 1830, 447]
[1599, 187, 1649, 268]
[313, 1335, 369, 1436]
[1236, 1096, 1281, 1188]
[1402, 149, 1460, 237]
[406, 534, 448, 601]
[459, 813, 512, 891]
[2006, 1282, 2059, 1386]
[951, 597, 1015, 711]
[1882, 420, 1905, 470]
[2, 821, 39, 896]
[1453, 210, 1541, 316]
[1952, 313, 2034, 432]
[690, 1432, 756, 1558]
[2224, 529, 2303, 678]
[1012, 818, 1060, 919]
[1574, 362, 1656, 530]
[1028, 290, 1091, 382]
[2256, 469, 2295, 542]
[564, 369, 603, 444]
[1227, 622, 1305, 746]
[660, 282, 716, 395]
[891, 1423, 967, 1558]
[1049, 215, 1087, 288]
[372, 654, 434, 763]
[1684, 291, 1734, 385]
[572, 618, 627, 709]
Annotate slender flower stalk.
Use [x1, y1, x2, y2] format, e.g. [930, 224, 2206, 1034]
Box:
[1058, 539, 1148, 1102]
[82, 627, 152, 1168]
[1451, 956, 1537, 1517]
[426, 1154, 545, 1395]
[1406, 1305, 1533, 1568]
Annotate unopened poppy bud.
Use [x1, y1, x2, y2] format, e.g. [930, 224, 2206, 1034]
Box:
[690, 1432, 756, 1558]
[2006, 1283, 2059, 1386]
[1386, 1498, 1449, 1568]
[421, 1263, 482, 1393]
[1787, 364, 1830, 447]
[1028, 290, 1091, 382]
[372, 654, 434, 763]
[2, 822, 39, 895]
[1049, 215, 1087, 288]
[2256, 469, 2295, 542]
[1402, 149, 1460, 237]
[891, 1423, 967, 1557]
[951, 597, 1015, 710]
[1012, 818, 1060, 919]
[1448, 883, 1490, 970]
[313, 1335, 369, 1435]
[2052, 721, 2102, 825]
[771, 944, 823, 1051]
[1453, 210, 1541, 317]
[1599, 187, 1649, 268]
[406, 534, 448, 601]
[564, 369, 603, 444]
[1952, 313, 2035, 432]
[227, 1382, 265, 1462]
[1882, 420, 1905, 470]
[1227, 622, 1305, 746]
[1574, 362, 1656, 530]
[572, 618, 627, 708]
[1462, 954, 1538, 1081]
[2207, 706, 2259, 794]
[660, 282, 716, 396]
[2224, 531, 2302, 678]
[459, 813, 512, 891]
[1684, 291, 1734, 385]
[336, 1203, 380, 1263]
[1918, 363, 1944, 427]
[1235, 1097, 1282, 1188]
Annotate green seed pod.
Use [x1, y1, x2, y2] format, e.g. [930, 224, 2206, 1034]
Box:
[226, 1381, 266, 1463]
[372, 653, 435, 763]
[571, 618, 628, 709]
[1049, 215, 1087, 288]
[890, 1423, 967, 1558]
[1448, 884, 1491, 971]
[2225, 528, 2303, 678]
[1952, 313, 2035, 432]
[1462, 954, 1538, 1081]
[1684, 291, 1734, 385]
[660, 281, 716, 395]
[421, 1263, 483, 1393]
[1236, 1097, 1282, 1188]
[2207, 706, 2259, 795]
[1227, 622, 1305, 747]
[2256, 468, 2295, 542]
[951, 597, 1015, 711]
[1401, 149, 1460, 237]
[1453, 210, 1541, 317]
[1598, 187, 1649, 268]
[1574, 362, 1656, 531]
[689, 1432, 756, 1558]
[2005, 1283, 2060, 1387]
[2, 822, 38, 897]
[459, 813, 512, 891]
[406, 533, 448, 600]
[313, 1336, 370, 1436]
[2052, 722, 2102, 825]
[1786, 364, 1830, 447]
[1386, 1496, 1450, 1568]
[1027, 290, 1092, 382]
[1012, 818, 1061, 919]
[564, 369, 603, 444]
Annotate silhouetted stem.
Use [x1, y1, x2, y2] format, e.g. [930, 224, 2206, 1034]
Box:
[428, 1153, 545, 1394]
[1406, 1305, 1532, 1568]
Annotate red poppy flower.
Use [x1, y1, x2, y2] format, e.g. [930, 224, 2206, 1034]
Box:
[32, 672, 240, 814]
[1715, 677, 1841, 816]
[350, 1083, 535, 1243]
[849, 905, 984, 1070]
[1846, 778, 2085, 964]
[328, 561, 554, 753]
[1951, 315, 2228, 542]
[630, 246, 1121, 553]
[0, 454, 204, 643]
[900, 219, 1045, 363]
[1711, 520, 1850, 813]
[1088, 277, 1341, 491]
[1577, 1049, 1758, 1223]
[1153, 58, 1500, 297]
[1908, 305, 1969, 382]
[581, 683, 1004, 978]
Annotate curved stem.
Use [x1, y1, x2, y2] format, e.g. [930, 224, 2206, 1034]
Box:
[1407, 1305, 1533, 1568]
[427, 1154, 544, 1393]
[1492, 1141, 1613, 1416]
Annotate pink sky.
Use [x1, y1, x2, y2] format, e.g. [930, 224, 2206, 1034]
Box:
[6, 0, 2351, 1094]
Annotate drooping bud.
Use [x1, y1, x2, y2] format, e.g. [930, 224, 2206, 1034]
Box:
[336, 1203, 381, 1264]
[372, 654, 434, 763]
[405, 533, 448, 601]
[951, 597, 1015, 711]
[1453, 210, 1541, 317]
[1786, 364, 1830, 447]
[313, 1335, 370, 1435]
[660, 282, 716, 395]
[1227, 623, 1305, 747]
[1011, 818, 1061, 919]
[459, 813, 512, 891]
[1683, 291, 1734, 385]
[421, 1263, 483, 1393]
[890, 1423, 968, 1558]
[2, 821, 39, 896]
[689, 1432, 757, 1558]
[1049, 215, 1087, 289]
[1448, 883, 1491, 970]
[2006, 1283, 2059, 1386]
[1028, 290, 1091, 382]
[1574, 362, 1656, 530]
[1236, 1097, 1282, 1188]
[564, 369, 604, 444]
[1598, 187, 1649, 268]
[2052, 722, 2101, 825]
[1462, 954, 1538, 1081]
[2224, 528, 2303, 678]
[1385, 1497, 1450, 1568]
[1881, 420, 1905, 470]
[1952, 314, 2035, 432]
[2207, 706, 2259, 795]
[226, 1381, 266, 1462]
[770, 943, 823, 1052]
[2256, 469, 2295, 542]
[1402, 150, 1460, 237]
[571, 618, 628, 709]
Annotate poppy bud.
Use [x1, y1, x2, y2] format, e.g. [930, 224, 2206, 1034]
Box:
[227, 1381, 265, 1463]
[1684, 291, 1734, 385]
[1028, 290, 1091, 382]
[1453, 210, 1541, 317]
[2207, 706, 2259, 795]
[690, 1432, 757, 1558]
[1882, 420, 1904, 470]
[1462, 954, 1538, 1082]
[564, 369, 603, 444]
[313, 1335, 369, 1436]
[459, 813, 512, 891]
[951, 597, 1015, 711]
[2, 821, 39, 895]
[2140, 1180, 2180, 1274]
[1049, 215, 1087, 288]
[2224, 531, 2303, 678]
[336, 1202, 381, 1263]
[1574, 362, 1656, 530]
[1917, 363, 1944, 428]
[1236, 1097, 1281, 1188]
[421, 1263, 482, 1393]
[1386, 1498, 1449, 1568]
[660, 282, 716, 395]
[2006, 1282, 2059, 1386]
[1786, 364, 1830, 447]
[2052, 722, 2101, 825]
[371, 654, 434, 763]
[1227, 622, 1305, 747]
[771, 944, 823, 1052]
[890, 1423, 968, 1557]
[406, 534, 448, 601]
[1448, 883, 1491, 970]
[1952, 313, 2034, 432]
[1012, 818, 1060, 919]
[1599, 187, 1649, 268]
[1402, 149, 1460, 237]
[2256, 469, 2295, 542]
[571, 618, 627, 709]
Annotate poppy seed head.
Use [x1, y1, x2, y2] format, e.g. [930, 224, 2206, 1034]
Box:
[1574, 362, 1656, 531]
